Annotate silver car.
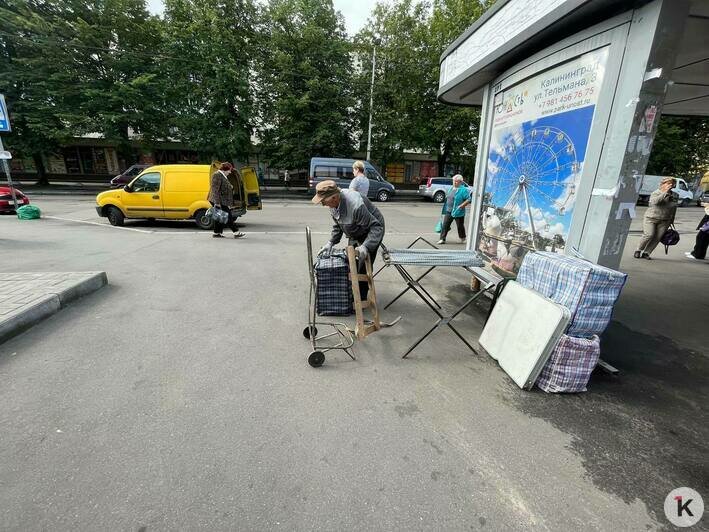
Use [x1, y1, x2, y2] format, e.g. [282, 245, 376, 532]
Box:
[418, 177, 471, 202]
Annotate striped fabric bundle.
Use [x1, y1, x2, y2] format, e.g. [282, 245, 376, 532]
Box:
[517, 252, 627, 337]
[315, 250, 354, 316]
[536, 334, 601, 393]
[384, 249, 485, 267]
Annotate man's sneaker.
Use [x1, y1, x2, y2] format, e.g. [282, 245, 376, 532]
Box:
[633, 250, 641, 259]
[641, 252, 652, 260]
[459, 238, 466, 243]
[685, 251, 699, 260]
[212, 234, 224, 238]
[437, 239, 445, 245]
[233, 232, 246, 239]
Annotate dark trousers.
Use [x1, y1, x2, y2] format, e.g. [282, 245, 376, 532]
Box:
[692, 230, 709, 259]
[441, 214, 466, 241]
[211, 202, 239, 234]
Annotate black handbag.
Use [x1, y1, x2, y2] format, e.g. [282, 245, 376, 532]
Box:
[660, 224, 680, 254]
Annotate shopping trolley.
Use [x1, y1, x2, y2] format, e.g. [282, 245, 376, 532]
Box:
[302, 226, 356, 367]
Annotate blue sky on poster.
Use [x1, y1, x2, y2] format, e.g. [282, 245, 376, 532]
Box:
[485, 104, 597, 239]
[146, 0, 380, 35]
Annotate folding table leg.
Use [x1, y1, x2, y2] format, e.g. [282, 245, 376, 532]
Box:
[383, 266, 441, 310]
[401, 284, 493, 358]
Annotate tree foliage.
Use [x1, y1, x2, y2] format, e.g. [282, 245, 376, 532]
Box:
[5, 0, 707, 189]
[162, 0, 257, 160]
[257, 0, 354, 170]
[646, 116, 709, 180]
[353, 0, 492, 179]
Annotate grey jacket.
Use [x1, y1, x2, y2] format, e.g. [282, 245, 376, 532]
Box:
[646, 189, 678, 221]
[329, 189, 385, 253]
[208, 171, 234, 207]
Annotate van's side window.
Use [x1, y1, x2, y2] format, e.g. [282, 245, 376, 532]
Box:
[339, 166, 354, 180]
[132, 172, 161, 193]
[314, 166, 338, 178]
[365, 168, 379, 180]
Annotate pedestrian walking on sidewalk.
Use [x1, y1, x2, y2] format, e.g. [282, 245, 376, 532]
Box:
[685, 204, 709, 260]
[349, 160, 370, 199]
[634, 177, 677, 259]
[437, 174, 472, 245]
[208, 162, 245, 239]
[284, 170, 291, 190]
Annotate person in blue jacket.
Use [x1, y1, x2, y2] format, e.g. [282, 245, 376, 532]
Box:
[437, 174, 472, 244]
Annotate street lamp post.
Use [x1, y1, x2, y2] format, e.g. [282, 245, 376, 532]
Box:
[366, 46, 376, 162]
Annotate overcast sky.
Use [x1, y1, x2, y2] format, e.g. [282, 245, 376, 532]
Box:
[146, 0, 380, 35]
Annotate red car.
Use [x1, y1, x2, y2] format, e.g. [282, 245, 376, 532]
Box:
[0, 186, 30, 213]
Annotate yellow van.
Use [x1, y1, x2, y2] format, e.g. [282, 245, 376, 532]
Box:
[95, 163, 261, 228]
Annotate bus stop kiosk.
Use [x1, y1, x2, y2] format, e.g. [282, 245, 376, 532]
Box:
[438, 0, 707, 270]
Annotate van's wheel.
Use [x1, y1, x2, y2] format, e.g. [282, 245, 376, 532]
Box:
[433, 191, 446, 203]
[194, 209, 214, 230]
[308, 351, 325, 367]
[106, 206, 124, 226]
[680, 198, 690, 207]
[377, 190, 391, 202]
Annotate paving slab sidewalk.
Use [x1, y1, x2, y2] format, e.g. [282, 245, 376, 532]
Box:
[0, 272, 107, 344]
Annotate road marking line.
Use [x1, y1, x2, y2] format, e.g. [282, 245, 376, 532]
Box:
[41, 217, 434, 237]
[43, 216, 154, 233]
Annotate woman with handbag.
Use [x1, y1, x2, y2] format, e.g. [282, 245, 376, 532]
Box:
[208, 162, 245, 239]
[437, 175, 472, 245]
[685, 204, 709, 260]
[634, 177, 677, 259]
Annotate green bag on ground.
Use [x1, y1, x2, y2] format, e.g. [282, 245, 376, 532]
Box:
[16, 204, 41, 220]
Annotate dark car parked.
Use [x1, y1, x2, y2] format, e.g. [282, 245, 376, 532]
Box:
[110, 164, 151, 188]
[308, 157, 396, 202]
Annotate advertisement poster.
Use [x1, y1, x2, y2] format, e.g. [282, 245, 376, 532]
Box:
[478, 47, 609, 273]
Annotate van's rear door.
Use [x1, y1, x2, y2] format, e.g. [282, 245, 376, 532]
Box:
[241, 166, 262, 211]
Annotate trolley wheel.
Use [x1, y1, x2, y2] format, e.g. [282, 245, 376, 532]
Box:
[302, 326, 318, 339]
[308, 351, 325, 367]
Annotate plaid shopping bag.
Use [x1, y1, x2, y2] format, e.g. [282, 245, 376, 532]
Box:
[536, 334, 600, 393]
[315, 249, 354, 316]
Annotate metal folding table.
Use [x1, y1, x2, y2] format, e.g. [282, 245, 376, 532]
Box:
[380, 244, 498, 358]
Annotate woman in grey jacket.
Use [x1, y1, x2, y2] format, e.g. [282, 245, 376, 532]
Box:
[635, 177, 677, 259]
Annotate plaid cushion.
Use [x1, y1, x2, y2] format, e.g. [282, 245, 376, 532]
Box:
[315, 250, 354, 316]
[517, 252, 627, 337]
[536, 334, 600, 393]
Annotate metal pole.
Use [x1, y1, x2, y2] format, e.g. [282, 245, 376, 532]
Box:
[366, 47, 376, 162]
[521, 183, 537, 249]
[0, 136, 18, 211]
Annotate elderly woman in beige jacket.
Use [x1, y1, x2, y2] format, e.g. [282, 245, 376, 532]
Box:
[208, 162, 245, 239]
[635, 177, 677, 259]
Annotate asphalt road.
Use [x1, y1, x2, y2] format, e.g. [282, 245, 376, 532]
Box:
[0, 197, 707, 531]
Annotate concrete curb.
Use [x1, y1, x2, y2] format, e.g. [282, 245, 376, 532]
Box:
[0, 272, 108, 344]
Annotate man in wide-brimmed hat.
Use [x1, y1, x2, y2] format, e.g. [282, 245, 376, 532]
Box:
[312, 180, 385, 300]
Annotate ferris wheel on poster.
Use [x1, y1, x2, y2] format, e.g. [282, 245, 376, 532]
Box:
[488, 125, 579, 245]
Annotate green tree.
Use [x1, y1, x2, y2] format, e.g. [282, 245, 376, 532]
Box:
[0, 0, 167, 182]
[162, 0, 257, 161]
[354, 0, 491, 178]
[647, 115, 709, 180]
[258, 0, 354, 170]
[0, 1, 83, 184]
